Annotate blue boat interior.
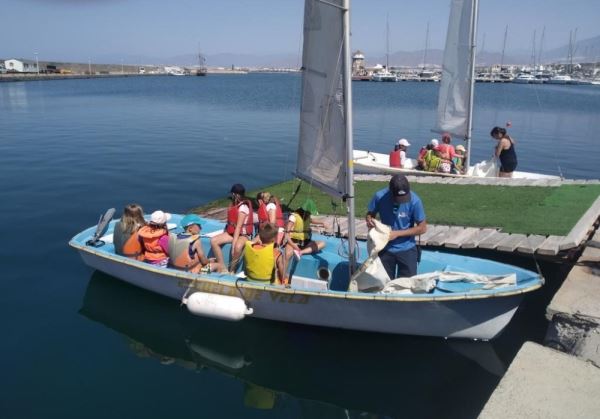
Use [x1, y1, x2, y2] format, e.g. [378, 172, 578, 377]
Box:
[70, 214, 543, 297]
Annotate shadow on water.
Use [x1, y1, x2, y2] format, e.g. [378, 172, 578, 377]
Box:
[79, 269, 534, 419]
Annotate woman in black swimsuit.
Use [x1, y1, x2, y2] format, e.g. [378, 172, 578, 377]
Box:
[491, 126, 517, 177]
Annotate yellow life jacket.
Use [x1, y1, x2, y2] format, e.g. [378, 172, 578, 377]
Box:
[243, 242, 275, 282]
[289, 212, 310, 241]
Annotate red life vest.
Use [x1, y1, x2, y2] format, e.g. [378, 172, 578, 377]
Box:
[389, 150, 402, 168]
[138, 225, 169, 261]
[257, 199, 284, 229]
[226, 200, 254, 236]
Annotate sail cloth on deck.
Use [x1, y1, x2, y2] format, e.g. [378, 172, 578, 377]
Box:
[297, 0, 348, 198]
[433, 0, 476, 138]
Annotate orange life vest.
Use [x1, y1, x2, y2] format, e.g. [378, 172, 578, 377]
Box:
[168, 233, 202, 273]
[226, 200, 254, 236]
[113, 222, 144, 260]
[257, 199, 284, 229]
[138, 225, 169, 262]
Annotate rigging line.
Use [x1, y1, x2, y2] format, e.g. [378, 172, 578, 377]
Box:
[530, 82, 563, 178]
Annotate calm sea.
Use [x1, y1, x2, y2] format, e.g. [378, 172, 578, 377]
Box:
[1, 75, 598, 418]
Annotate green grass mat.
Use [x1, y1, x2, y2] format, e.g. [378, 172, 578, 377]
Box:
[193, 180, 600, 236]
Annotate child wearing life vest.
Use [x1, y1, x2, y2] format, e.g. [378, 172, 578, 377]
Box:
[113, 203, 145, 260]
[210, 183, 254, 273]
[243, 223, 285, 284]
[169, 214, 221, 274]
[284, 203, 326, 275]
[256, 191, 285, 245]
[138, 210, 171, 267]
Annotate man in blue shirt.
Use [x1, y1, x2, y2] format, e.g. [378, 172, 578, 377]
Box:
[365, 174, 427, 279]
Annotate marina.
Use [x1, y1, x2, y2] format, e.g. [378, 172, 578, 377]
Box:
[2, 0, 600, 418]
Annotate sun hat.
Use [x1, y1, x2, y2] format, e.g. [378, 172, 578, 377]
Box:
[389, 174, 411, 203]
[150, 210, 171, 225]
[301, 198, 318, 215]
[456, 144, 466, 152]
[430, 138, 439, 147]
[180, 214, 203, 229]
[397, 138, 411, 147]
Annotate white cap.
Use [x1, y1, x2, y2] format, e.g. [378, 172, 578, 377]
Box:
[150, 210, 171, 224]
[398, 138, 411, 147]
[430, 139, 439, 147]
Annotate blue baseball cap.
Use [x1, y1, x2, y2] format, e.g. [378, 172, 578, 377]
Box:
[180, 214, 204, 229]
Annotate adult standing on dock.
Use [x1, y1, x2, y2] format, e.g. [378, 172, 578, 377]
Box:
[491, 126, 518, 178]
[365, 174, 427, 279]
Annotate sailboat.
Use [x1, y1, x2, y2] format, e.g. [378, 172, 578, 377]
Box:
[353, 1, 560, 179]
[79, 273, 509, 416]
[371, 14, 397, 82]
[70, 0, 543, 340]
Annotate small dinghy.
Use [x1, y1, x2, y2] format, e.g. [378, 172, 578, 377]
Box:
[70, 213, 543, 340]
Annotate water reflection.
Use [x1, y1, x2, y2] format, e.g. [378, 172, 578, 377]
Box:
[0, 82, 28, 109]
[79, 272, 513, 418]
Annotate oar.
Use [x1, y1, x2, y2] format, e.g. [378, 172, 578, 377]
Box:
[86, 208, 116, 247]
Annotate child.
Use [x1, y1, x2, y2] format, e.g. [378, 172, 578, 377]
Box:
[169, 214, 221, 273]
[113, 203, 145, 260]
[138, 210, 171, 267]
[284, 202, 325, 267]
[243, 223, 285, 285]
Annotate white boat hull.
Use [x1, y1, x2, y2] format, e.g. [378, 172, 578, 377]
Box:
[353, 150, 560, 180]
[74, 247, 527, 340]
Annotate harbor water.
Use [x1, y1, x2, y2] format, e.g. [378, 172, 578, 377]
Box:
[1, 75, 599, 418]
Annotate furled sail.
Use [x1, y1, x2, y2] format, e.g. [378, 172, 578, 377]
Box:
[434, 0, 476, 138]
[296, 0, 347, 197]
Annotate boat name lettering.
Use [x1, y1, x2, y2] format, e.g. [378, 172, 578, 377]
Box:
[269, 292, 310, 304]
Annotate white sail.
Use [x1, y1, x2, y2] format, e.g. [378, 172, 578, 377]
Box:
[434, 0, 476, 138]
[296, 0, 347, 197]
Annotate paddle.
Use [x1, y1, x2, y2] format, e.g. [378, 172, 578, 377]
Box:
[86, 208, 116, 247]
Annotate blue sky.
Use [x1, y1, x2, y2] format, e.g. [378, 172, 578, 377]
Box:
[2, 0, 599, 62]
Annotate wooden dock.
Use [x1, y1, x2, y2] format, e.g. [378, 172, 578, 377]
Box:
[198, 175, 600, 258]
[198, 195, 600, 257]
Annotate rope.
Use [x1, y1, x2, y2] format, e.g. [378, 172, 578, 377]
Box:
[530, 83, 564, 178]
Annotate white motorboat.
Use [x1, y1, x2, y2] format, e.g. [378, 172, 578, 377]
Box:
[512, 73, 536, 84]
[547, 75, 572, 84]
[371, 69, 397, 82]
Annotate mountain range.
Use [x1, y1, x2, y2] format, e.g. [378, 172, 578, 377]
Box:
[87, 34, 600, 68]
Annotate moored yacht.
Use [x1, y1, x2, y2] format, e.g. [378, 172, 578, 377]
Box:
[547, 74, 572, 84]
[512, 73, 536, 84]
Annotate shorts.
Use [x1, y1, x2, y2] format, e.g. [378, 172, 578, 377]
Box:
[291, 238, 310, 249]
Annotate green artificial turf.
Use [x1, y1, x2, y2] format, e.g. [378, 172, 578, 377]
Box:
[193, 179, 600, 236]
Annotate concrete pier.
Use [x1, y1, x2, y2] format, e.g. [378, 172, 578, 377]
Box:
[479, 342, 600, 418]
[480, 227, 600, 418]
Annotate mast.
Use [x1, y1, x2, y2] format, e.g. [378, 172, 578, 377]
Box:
[386, 12, 390, 70]
[464, 0, 479, 170]
[342, 0, 356, 274]
[422, 21, 430, 70]
[500, 25, 508, 71]
[538, 26, 546, 68]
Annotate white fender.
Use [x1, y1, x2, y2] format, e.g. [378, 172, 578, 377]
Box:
[183, 292, 253, 321]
